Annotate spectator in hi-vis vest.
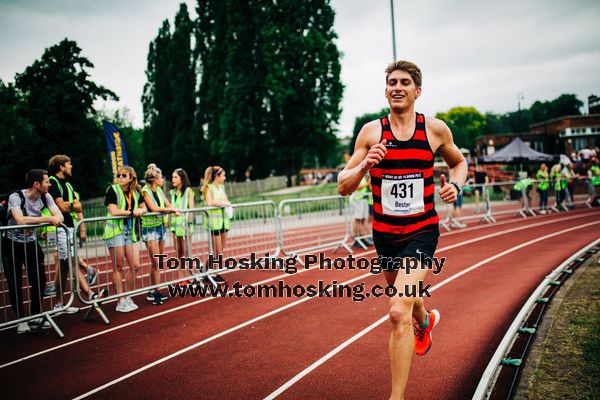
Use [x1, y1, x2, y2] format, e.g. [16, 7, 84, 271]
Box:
[169, 168, 194, 284]
[141, 164, 180, 304]
[103, 166, 147, 313]
[201, 166, 230, 285]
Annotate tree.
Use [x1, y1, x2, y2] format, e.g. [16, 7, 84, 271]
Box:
[142, 20, 174, 177]
[169, 4, 201, 183]
[349, 108, 389, 152]
[15, 39, 117, 196]
[530, 94, 582, 124]
[435, 107, 486, 150]
[262, 0, 343, 183]
[0, 81, 37, 190]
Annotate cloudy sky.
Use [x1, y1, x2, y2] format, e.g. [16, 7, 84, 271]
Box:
[1, 0, 599, 138]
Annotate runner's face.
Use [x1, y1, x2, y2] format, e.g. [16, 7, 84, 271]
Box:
[216, 171, 226, 184]
[385, 70, 421, 112]
[156, 173, 164, 186]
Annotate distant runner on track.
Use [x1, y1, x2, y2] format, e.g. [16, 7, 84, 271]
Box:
[338, 60, 467, 400]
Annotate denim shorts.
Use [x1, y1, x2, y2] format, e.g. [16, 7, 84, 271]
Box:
[105, 224, 134, 248]
[142, 225, 166, 242]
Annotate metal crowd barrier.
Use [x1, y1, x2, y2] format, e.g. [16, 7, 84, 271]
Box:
[0, 223, 74, 337]
[438, 178, 593, 231]
[73, 209, 211, 324]
[278, 195, 352, 265]
[200, 201, 280, 276]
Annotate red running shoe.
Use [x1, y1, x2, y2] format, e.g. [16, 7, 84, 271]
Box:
[414, 309, 440, 356]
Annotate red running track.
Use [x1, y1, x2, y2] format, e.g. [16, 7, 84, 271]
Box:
[0, 208, 598, 400]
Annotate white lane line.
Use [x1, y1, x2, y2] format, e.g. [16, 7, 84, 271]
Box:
[263, 220, 600, 399]
[1, 210, 595, 369]
[72, 218, 600, 399]
[71, 273, 371, 400]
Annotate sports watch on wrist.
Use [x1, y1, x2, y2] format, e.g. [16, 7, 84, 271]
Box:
[450, 182, 461, 193]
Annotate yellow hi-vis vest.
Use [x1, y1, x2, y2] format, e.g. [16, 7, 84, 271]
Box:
[592, 165, 600, 186]
[169, 187, 193, 237]
[141, 185, 166, 228]
[103, 184, 140, 242]
[42, 176, 77, 234]
[203, 184, 231, 231]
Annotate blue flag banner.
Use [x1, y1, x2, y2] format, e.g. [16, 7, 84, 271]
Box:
[103, 120, 129, 179]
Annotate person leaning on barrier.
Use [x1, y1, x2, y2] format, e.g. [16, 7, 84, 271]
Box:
[44, 155, 99, 312]
[536, 163, 550, 214]
[169, 168, 195, 284]
[550, 164, 567, 209]
[201, 166, 230, 285]
[141, 163, 180, 304]
[103, 166, 147, 313]
[590, 158, 600, 198]
[1, 169, 63, 334]
[513, 173, 534, 209]
[473, 164, 488, 213]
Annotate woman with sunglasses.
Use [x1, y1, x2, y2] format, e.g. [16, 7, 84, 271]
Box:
[169, 168, 195, 284]
[141, 163, 180, 304]
[201, 166, 230, 285]
[103, 166, 147, 312]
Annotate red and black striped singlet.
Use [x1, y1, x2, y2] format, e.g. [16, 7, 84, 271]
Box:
[370, 113, 439, 244]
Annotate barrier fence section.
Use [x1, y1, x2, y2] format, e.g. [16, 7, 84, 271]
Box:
[438, 179, 593, 231]
[0, 223, 74, 337]
[278, 195, 352, 265]
[200, 201, 280, 276]
[73, 209, 211, 324]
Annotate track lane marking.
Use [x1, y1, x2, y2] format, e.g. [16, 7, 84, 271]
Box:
[72, 219, 600, 399]
[1, 210, 597, 370]
[263, 220, 600, 399]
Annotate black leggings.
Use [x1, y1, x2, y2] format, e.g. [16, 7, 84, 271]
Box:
[1, 237, 46, 319]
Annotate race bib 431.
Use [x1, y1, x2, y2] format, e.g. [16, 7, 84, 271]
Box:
[381, 173, 425, 216]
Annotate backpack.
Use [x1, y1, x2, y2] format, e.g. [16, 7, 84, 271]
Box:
[0, 190, 48, 226]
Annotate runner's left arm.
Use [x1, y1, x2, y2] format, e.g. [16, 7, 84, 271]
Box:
[435, 121, 467, 201]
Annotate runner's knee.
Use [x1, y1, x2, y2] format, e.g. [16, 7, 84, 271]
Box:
[388, 297, 414, 326]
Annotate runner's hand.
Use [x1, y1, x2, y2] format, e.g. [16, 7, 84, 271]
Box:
[439, 174, 457, 203]
[360, 139, 388, 171]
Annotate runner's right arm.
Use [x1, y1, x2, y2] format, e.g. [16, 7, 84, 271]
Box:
[338, 121, 387, 196]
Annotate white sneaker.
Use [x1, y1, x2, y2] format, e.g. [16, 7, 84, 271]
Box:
[29, 318, 51, 330]
[116, 299, 133, 313]
[53, 304, 80, 314]
[17, 322, 31, 334]
[126, 297, 139, 311]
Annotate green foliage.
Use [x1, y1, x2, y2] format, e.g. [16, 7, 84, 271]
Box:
[435, 107, 486, 149]
[529, 94, 583, 123]
[13, 39, 117, 196]
[349, 108, 389, 152]
[0, 81, 36, 190]
[192, 0, 343, 183]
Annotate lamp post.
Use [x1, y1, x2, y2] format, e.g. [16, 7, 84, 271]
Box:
[517, 92, 524, 131]
[390, 0, 397, 60]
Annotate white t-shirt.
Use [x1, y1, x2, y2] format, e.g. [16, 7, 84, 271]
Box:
[6, 190, 56, 243]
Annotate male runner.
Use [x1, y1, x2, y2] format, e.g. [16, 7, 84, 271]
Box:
[338, 60, 467, 400]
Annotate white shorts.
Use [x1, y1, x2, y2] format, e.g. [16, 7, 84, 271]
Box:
[352, 199, 369, 220]
[57, 227, 75, 260]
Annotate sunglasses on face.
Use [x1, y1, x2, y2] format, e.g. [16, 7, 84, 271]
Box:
[117, 173, 129, 178]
